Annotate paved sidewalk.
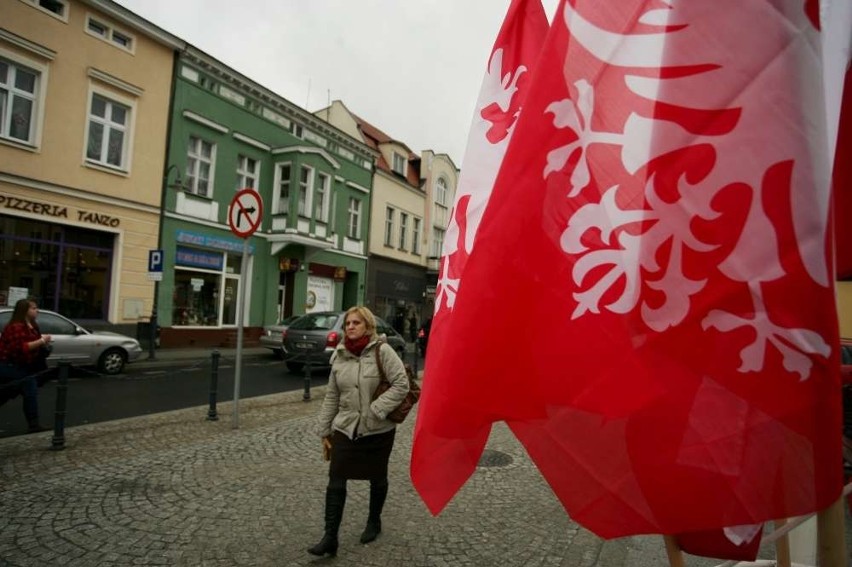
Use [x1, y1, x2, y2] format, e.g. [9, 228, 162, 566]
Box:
[0, 386, 843, 566]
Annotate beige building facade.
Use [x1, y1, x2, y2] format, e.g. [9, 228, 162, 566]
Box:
[317, 100, 457, 330]
[0, 0, 180, 330]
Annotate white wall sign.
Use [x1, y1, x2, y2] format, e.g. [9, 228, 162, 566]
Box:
[306, 276, 333, 313]
[8, 287, 28, 306]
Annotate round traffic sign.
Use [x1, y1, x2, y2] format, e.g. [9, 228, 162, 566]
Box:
[228, 188, 263, 238]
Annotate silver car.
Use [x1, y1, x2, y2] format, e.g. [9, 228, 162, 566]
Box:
[0, 309, 142, 375]
[259, 315, 300, 358]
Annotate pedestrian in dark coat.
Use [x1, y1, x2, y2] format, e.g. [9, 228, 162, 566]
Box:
[0, 299, 52, 432]
[308, 305, 410, 557]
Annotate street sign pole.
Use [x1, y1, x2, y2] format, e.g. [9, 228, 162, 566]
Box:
[232, 236, 249, 429]
[227, 187, 263, 431]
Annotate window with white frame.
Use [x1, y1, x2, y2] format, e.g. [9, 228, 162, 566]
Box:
[432, 228, 445, 258]
[412, 217, 422, 255]
[347, 198, 361, 239]
[314, 172, 330, 222]
[235, 154, 259, 190]
[399, 212, 408, 250]
[297, 165, 313, 216]
[0, 57, 40, 145]
[86, 92, 130, 169]
[21, 0, 68, 21]
[185, 136, 215, 197]
[436, 177, 449, 206]
[274, 163, 291, 214]
[384, 207, 395, 247]
[85, 14, 135, 53]
[392, 152, 406, 175]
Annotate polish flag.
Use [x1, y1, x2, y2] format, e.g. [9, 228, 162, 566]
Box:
[412, 0, 845, 540]
[411, 0, 548, 514]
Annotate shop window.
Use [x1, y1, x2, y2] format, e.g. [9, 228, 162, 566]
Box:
[172, 247, 243, 327]
[0, 216, 112, 319]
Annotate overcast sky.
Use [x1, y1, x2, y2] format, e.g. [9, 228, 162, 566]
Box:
[115, 0, 560, 167]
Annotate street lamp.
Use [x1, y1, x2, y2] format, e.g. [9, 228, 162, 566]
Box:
[148, 164, 187, 359]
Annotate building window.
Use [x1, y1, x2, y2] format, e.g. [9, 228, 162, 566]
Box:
[297, 165, 313, 216]
[412, 217, 422, 255]
[432, 228, 445, 258]
[185, 136, 215, 197]
[20, 0, 68, 21]
[399, 212, 408, 250]
[274, 162, 291, 214]
[172, 248, 242, 327]
[384, 207, 395, 247]
[235, 154, 259, 190]
[392, 152, 406, 175]
[314, 172, 330, 222]
[86, 93, 130, 170]
[0, 57, 39, 145]
[347, 198, 361, 239]
[85, 14, 135, 53]
[436, 177, 449, 206]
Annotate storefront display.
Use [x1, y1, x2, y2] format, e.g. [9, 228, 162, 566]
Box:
[0, 215, 113, 319]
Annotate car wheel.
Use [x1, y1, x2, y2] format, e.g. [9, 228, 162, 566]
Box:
[274, 348, 285, 360]
[98, 348, 127, 375]
[286, 362, 304, 374]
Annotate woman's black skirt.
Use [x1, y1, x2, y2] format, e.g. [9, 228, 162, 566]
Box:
[330, 429, 396, 480]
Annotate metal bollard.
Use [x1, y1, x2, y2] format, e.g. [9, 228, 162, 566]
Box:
[207, 350, 220, 421]
[51, 361, 70, 451]
[303, 353, 312, 401]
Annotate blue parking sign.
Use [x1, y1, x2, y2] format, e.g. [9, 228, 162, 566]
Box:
[148, 249, 164, 272]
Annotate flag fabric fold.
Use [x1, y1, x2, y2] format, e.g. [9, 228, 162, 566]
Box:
[412, 0, 844, 540]
[410, 0, 549, 515]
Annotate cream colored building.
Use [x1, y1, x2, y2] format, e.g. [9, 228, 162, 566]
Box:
[0, 0, 181, 330]
[317, 100, 458, 327]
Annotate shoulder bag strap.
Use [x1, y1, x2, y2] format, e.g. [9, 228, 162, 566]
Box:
[373, 340, 389, 384]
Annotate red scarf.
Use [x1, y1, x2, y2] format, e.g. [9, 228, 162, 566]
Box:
[344, 335, 371, 356]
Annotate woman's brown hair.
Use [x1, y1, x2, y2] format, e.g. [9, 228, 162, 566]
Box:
[10, 298, 34, 324]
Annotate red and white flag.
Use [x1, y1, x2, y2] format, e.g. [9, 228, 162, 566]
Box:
[411, 0, 548, 513]
[412, 0, 844, 540]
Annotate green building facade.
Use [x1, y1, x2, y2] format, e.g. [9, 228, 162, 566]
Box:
[156, 48, 375, 347]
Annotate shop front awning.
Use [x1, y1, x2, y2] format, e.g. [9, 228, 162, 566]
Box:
[268, 232, 334, 258]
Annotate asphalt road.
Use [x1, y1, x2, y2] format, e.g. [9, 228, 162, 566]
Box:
[0, 354, 329, 438]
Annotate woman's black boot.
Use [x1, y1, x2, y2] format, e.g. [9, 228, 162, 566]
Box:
[360, 479, 388, 544]
[308, 486, 346, 556]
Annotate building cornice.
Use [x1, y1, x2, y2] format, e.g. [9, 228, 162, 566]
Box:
[181, 49, 375, 163]
[79, 0, 185, 50]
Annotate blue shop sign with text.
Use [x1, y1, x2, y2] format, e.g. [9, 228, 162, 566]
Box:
[175, 246, 225, 270]
[175, 229, 255, 254]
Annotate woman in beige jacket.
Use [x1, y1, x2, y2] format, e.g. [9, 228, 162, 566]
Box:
[308, 306, 410, 557]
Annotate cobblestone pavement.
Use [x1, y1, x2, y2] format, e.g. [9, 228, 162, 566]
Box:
[0, 386, 844, 566]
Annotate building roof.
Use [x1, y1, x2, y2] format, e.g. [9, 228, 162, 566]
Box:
[349, 112, 422, 189]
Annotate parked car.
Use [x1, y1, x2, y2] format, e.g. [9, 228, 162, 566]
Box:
[259, 315, 301, 358]
[281, 311, 406, 373]
[0, 308, 142, 375]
